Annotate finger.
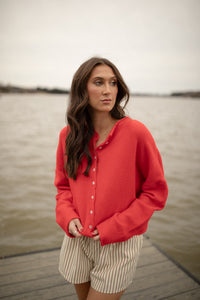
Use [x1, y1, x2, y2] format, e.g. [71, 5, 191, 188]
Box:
[71, 226, 82, 237]
[74, 219, 83, 233]
[92, 229, 98, 235]
[68, 219, 82, 237]
[93, 234, 100, 241]
[73, 229, 82, 237]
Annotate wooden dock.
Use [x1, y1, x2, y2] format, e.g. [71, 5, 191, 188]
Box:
[0, 236, 199, 299]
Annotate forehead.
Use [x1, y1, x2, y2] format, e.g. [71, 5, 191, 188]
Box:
[89, 64, 116, 78]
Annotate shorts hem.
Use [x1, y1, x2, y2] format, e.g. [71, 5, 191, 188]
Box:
[90, 279, 133, 294]
[59, 268, 90, 285]
[59, 266, 133, 294]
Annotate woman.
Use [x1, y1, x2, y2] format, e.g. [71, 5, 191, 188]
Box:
[55, 57, 168, 300]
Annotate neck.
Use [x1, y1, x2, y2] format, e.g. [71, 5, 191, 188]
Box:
[91, 112, 116, 134]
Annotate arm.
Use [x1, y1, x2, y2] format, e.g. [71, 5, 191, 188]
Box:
[97, 126, 168, 246]
[54, 128, 80, 237]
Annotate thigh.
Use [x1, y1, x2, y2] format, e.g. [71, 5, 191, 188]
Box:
[74, 282, 91, 300]
[87, 287, 124, 300]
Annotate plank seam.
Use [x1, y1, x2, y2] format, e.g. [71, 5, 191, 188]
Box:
[159, 287, 200, 299]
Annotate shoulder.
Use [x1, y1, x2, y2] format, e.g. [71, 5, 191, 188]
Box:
[121, 117, 157, 149]
[59, 125, 70, 139]
[121, 118, 159, 157]
[122, 117, 152, 138]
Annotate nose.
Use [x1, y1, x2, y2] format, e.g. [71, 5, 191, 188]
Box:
[103, 83, 111, 95]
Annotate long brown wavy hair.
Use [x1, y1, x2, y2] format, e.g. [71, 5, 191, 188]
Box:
[65, 57, 130, 179]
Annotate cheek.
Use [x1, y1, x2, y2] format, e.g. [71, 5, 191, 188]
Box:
[88, 87, 100, 99]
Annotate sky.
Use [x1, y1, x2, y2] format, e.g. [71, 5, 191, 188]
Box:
[0, 0, 200, 93]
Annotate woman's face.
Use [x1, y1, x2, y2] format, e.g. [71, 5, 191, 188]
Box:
[87, 64, 118, 115]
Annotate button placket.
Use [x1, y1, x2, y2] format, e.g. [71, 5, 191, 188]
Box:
[89, 154, 97, 231]
[88, 138, 110, 233]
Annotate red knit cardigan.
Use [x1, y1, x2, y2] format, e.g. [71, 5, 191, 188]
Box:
[55, 117, 168, 246]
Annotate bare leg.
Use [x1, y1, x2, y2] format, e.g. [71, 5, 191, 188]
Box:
[74, 282, 91, 300]
[87, 287, 125, 300]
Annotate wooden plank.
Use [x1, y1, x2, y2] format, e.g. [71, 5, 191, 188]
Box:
[0, 283, 76, 300]
[123, 270, 199, 299]
[0, 251, 58, 276]
[136, 260, 178, 279]
[0, 249, 59, 266]
[0, 264, 58, 286]
[131, 278, 199, 299]
[0, 250, 58, 266]
[138, 245, 168, 267]
[0, 274, 64, 298]
[142, 236, 152, 247]
[162, 288, 200, 300]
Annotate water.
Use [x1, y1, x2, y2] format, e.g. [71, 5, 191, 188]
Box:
[0, 94, 199, 280]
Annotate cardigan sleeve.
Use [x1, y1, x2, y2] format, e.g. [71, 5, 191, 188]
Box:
[97, 125, 168, 246]
[54, 127, 80, 237]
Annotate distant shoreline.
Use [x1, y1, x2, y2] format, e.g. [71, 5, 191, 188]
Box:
[0, 84, 69, 95]
[0, 84, 200, 98]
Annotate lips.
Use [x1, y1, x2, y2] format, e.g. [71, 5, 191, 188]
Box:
[101, 99, 112, 103]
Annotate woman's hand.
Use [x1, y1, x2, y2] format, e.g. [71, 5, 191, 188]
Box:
[68, 219, 83, 237]
[92, 229, 100, 241]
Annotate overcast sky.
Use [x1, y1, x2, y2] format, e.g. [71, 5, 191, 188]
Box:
[0, 0, 200, 93]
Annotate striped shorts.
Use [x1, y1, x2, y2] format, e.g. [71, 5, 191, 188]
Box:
[59, 234, 143, 294]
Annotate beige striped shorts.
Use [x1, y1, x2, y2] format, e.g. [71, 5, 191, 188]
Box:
[59, 234, 143, 294]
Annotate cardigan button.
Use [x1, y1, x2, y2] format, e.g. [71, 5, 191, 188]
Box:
[92, 181, 95, 185]
[90, 210, 93, 214]
[99, 146, 102, 149]
[89, 225, 93, 229]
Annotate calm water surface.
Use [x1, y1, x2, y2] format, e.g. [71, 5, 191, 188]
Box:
[0, 94, 199, 280]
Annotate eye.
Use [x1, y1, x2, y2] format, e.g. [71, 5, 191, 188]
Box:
[110, 80, 117, 86]
[94, 80, 102, 86]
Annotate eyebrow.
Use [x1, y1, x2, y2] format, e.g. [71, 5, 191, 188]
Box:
[92, 76, 117, 80]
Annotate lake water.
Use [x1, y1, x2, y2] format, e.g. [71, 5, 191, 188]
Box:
[0, 94, 199, 280]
